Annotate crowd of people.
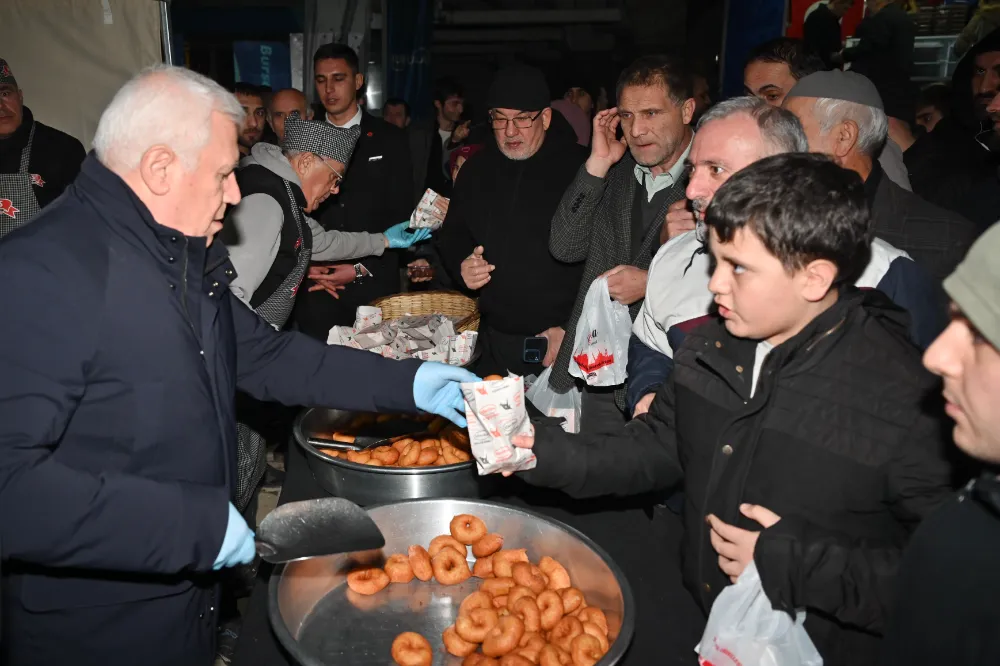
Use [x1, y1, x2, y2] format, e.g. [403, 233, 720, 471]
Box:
[3, 4, 1000, 664]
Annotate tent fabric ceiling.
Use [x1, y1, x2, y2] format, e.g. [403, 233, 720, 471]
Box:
[1, 0, 162, 148]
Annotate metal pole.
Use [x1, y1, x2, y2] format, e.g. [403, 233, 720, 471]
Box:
[159, 1, 174, 66]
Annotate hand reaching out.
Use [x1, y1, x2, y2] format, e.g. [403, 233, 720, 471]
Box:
[461, 246, 494, 290]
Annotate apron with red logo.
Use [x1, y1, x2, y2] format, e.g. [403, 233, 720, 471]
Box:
[0, 122, 42, 238]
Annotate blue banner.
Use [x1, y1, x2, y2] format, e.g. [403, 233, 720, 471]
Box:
[721, 0, 786, 98]
[386, 0, 433, 122]
[233, 41, 291, 90]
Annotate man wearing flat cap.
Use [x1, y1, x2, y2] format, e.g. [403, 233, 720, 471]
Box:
[437, 64, 585, 378]
[0, 57, 85, 235]
[783, 69, 979, 281]
[221, 114, 430, 513]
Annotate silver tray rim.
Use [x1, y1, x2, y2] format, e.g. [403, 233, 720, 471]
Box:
[267, 497, 638, 666]
[293, 408, 476, 477]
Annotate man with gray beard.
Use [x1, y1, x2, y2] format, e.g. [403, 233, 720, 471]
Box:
[437, 65, 586, 377]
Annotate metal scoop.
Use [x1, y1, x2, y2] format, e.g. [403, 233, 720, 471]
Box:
[255, 497, 385, 564]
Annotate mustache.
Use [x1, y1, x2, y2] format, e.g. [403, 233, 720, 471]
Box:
[691, 198, 708, 218]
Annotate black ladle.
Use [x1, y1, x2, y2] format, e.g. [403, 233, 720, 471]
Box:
[255, 498, 385, 563]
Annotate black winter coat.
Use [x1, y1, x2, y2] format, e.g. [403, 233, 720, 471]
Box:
[519, 289, 954, 666]
[0, 155, 420, 665]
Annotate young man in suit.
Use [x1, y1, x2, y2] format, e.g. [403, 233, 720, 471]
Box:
[292, 43, 416, 340]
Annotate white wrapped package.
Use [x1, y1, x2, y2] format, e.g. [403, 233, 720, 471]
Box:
[353, 306, 382, 331]
[414, 339, 452, 363]
[461, 375, 536, 475]
[326, 326, 362, 349]
[409, 189, 450, 230]
[449, 331, 478, 366]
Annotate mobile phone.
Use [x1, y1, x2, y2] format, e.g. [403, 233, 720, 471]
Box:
[523, 336, 548, 364]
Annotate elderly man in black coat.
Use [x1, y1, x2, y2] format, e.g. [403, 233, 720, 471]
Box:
[0, 65, 474, 666]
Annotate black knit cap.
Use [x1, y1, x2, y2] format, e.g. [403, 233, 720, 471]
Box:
[487, 64, 551, 112]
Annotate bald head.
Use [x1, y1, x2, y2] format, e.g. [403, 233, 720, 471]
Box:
[268, 88, 311, 143]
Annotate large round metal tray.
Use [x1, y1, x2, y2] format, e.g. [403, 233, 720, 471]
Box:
[269, 498, 636, 665]
[294, 408, 498, 506]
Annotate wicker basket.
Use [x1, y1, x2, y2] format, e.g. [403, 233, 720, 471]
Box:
[369, 290, 480, 333]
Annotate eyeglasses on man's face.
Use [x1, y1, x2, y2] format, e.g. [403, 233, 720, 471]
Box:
[489, 110, 543, 130]
[319, 157, 344, 187]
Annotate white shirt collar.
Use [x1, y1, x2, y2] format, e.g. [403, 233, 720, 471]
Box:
[327, 105, 362, 129]
[634, 134, 693, 201]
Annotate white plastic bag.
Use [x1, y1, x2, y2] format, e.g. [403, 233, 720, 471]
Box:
[695, 562, 823, 666]
[568, 277, 631, 387]
[525, 367, 581, 434]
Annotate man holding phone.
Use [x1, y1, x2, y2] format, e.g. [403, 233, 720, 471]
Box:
[438, 65, 586, 377]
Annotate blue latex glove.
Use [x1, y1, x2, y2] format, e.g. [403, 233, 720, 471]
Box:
[413, 362, 480, 427]
[383, 221, 432, 249]
[213, 502, 257, 570]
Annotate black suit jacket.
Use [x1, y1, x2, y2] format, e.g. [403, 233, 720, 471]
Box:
[293, 111, 415, 338]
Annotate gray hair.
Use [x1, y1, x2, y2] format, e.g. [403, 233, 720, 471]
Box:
[93, 65, 244, 172]
[696, 96, 809, 155]
[812, 98, 888, 158]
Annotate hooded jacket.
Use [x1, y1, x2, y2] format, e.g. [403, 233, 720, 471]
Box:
[519, 288, 954, 666]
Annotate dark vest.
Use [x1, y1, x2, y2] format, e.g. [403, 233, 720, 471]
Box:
[232, 164, 314, 310]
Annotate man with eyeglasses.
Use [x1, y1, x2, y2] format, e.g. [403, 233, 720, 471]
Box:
[437, 64, 585, 378]
[220, 113, 430, 517]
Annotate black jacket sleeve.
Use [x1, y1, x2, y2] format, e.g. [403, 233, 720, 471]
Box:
[436, 167, 480, 288]
[625, 334, 674, 416]
[231, 294, 421, 414]
[754, 400, 954, 632]
[517, 376, 684, 498]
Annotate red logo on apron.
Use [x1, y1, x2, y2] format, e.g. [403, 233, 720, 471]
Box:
[0, 199, 19, 219]
[29, 174, 45, 187]
[0, 63, 10, 78]
[294, 237, 301, 250]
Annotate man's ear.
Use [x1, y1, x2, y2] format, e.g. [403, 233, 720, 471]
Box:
[833, 120, 860, 159]
[680, 97, 696, 126]
[800, 258, 838, 302]
[138, 146, 177, 196]
[541, 107, 553, 131]
[354, 72, 365, 93]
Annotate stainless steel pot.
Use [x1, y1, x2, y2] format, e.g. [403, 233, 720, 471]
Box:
[293, 407, 497, 506]
[269, 498, 636, 666]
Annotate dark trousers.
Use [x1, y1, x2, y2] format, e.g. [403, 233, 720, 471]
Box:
[470, 326, 543, 378]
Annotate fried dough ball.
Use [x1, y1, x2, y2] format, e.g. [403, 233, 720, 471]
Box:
[536, 590, 564, 631]
[472, 533, 504, 558]
[456, 607, 500, 643]
[512, 562, 548, 595]
[399, 441, 421, 466]
[392, 438, 413, 454]
[498, 655, 534, 666]
[576, 608, 608, 636]
[450, 514, 489, 545]
[432, 548, 472, 586]
[463, 655, 500, 666]
[570, 633, 605, 666]
[538, 556, 571, 591]
[482, 615, 525, 657]
[459, 590, 494, 617]
[483, 374, 505, 381]
[507, 585, 536, 610]
[548, 616, 583, 653]
[345, 449, 371, 464]
[407, 545, 434, 582]
[472, 555, 495, 579]
[384, 554, 414, 584]
[416, 447, 440, 466]
[492, 595, 509, 609]
[371, 445, 400, 465]
[480, 576, 516, 598]
[443, 625, 478, 657]
[429, 534, 467, 558]
[581, 622, 610, 654]
[492, 549, 529, 578]
[390, 632, 432, 666]
[346, 567, 390, 595]
[442, 445, 470, 464]
[538, 644, 572, 666]
[559, 588, 586, 615]
[511, 596, 542, 633]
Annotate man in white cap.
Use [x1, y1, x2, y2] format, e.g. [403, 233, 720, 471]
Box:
[783, 69, 979, 281]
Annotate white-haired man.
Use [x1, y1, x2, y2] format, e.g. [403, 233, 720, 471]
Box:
[0, 65, 475, 665]
[782, 70, 979, 281]
[629, 96, 946, 417]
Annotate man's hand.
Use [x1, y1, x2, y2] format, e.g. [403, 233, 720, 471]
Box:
[706, 504, 782, 583]
[452, 120, 471, 144]
[632, 392, 655, 418]
[537, 327, 565, 367]
[585, 108, 628, 179]
[461, 245, 494, 290]
[661, 199, 697, 245]
[407, 258, 434, 283]
[600, 266, 648, 305]
[507, 425, 536, 477]
[307, 264, 356, 298]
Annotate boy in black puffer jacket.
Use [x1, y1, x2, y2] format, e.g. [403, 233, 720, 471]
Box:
[508, 153, 955, 666]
